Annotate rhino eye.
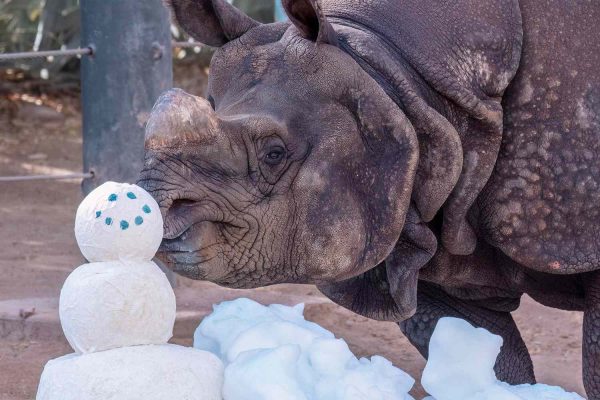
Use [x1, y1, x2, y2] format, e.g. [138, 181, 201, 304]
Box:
[264, 146, 286, 166]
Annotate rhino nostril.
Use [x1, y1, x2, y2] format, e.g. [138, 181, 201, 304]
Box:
[171, 199, 197, 209]
[163, 198, 198, 220]
[162, 197, 244, 241]
[163, 199, 197, 239]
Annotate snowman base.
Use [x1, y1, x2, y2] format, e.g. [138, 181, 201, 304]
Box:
[37, 344, 224, 400]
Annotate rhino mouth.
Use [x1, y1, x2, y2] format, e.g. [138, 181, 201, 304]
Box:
[156, 222, 218, 271]
[155, 199, 247, 279]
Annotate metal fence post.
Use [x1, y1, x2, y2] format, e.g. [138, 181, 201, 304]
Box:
[80, 0, 173, 193]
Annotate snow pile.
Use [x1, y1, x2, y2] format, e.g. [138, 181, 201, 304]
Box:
[422, 317, 584, 400]
[194, 298, 415, 400]
[194, 301, 583, 400]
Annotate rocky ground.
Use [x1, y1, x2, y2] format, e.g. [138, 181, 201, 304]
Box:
[0, 77, 586, 399]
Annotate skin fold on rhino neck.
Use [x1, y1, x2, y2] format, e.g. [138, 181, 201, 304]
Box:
[330, 19, 467, 220]
[325, 6, 514, 259]
[316, 12, 514, 321]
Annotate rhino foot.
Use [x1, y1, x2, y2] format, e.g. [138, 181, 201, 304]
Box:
[399, 281, 535, 385]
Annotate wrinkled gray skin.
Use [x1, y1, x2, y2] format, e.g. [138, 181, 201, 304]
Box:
[138, 0, 600, 394]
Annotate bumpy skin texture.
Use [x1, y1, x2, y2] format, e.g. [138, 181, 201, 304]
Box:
[139, 0, 600, 395]
[480, 0, 600, 275]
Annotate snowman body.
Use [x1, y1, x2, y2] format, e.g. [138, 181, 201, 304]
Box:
[37, 182, 223, 400]
[59, 260, 176, 353]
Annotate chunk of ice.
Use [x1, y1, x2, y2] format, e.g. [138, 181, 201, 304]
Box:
[422, 317, 584, 400]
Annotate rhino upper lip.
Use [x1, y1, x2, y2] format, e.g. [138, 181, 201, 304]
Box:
[154, 242, 215, 274]
[157, 218, 226, 272]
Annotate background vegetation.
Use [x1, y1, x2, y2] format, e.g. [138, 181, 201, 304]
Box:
[0, 0, 279, 88]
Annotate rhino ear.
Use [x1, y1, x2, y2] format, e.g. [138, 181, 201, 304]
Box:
[281, 0, 337, 45]
[166, 0, 260, 47]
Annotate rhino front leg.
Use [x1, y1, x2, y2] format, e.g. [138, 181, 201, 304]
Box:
[583, 271, 600, 398]
[399, 281, 535, 384]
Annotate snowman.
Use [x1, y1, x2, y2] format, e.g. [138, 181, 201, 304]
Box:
[37, 182, 224, 400]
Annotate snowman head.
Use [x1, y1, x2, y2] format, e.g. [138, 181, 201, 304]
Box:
[75, 182, 163, 262]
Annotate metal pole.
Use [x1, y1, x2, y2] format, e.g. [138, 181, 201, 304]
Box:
[80, 0, 173, 193]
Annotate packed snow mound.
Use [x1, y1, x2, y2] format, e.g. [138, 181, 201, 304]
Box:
[75, 181, 163, 262]
[422, 317, 584, 400]
[37, 344, 223, 400]
[59, 260, 176, 353]
[194, 298, 415, 400]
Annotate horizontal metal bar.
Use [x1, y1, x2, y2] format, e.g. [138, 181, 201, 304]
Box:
[0, 172, 94, 182]
[0, 47, 93, 61]
[0, 42, 205, 62]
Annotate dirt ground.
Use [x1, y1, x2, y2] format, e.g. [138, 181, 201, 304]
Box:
[0, 80, 586, 399]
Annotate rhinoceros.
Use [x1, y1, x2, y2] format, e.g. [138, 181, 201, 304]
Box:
[138, 0, 600, 394]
